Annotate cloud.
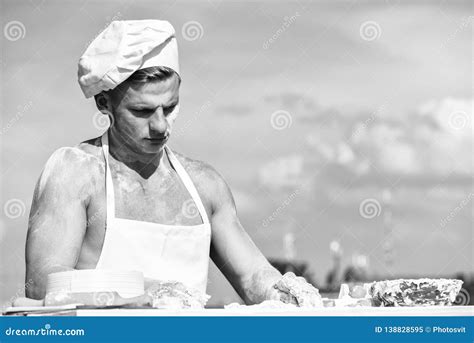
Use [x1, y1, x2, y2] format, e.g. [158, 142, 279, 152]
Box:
[412, 97, 473, 176]
[258, 154, 310, 190]
[258, 97, 472, 190]
[265, 93, 316, 110]
[417, 97, 472, 137]
[346, 97, 472, 178]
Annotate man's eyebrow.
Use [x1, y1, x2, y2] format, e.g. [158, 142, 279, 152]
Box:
[166, 98, 179, 106]
[129, 104, 155, 110]
[129, 100, 178, 110]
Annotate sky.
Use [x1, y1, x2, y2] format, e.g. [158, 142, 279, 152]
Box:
[1, 0, 472, 305]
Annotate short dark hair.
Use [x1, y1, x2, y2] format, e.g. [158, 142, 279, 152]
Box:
[126, 66, 181, 84]
[94, 66, 180, 106]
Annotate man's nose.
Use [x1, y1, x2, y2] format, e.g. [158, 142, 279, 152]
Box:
[149, 107, 168, 134]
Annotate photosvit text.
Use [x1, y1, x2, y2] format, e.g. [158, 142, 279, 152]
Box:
[374, 326, 467, 334]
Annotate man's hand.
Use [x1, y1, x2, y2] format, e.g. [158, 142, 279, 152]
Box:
[270, 272, 323, 307]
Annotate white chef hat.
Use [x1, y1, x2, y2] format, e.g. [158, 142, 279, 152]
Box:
[78, 19, 180, 98]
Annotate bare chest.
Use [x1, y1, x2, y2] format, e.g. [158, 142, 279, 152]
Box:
[113, 166, 202, 225]
[90, 165, 205, 227]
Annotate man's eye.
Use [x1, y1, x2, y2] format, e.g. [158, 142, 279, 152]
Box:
[132, 109, 153, 116]
[131, 105, 177, 116]
[164, 105, 177, 114]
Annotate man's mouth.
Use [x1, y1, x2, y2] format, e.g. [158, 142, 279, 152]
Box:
[145, 137, 168, 144]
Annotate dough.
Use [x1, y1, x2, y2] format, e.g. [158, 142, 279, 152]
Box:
[146, 281, 210, 309]
[369, 278, 463, 307]
[273, 272, 323, 307]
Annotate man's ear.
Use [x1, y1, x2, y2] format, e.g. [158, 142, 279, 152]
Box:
[94, 92, 112, 114]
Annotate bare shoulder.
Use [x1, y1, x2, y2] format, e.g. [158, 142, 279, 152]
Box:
[35, 137, 105, 200]
[170, 149, 235, 214]
[171, 150, 223, 185]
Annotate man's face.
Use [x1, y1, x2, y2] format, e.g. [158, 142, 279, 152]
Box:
[107, 74, 180, 155]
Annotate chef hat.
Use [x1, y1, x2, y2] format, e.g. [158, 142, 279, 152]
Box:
[78, 20, 180, 98]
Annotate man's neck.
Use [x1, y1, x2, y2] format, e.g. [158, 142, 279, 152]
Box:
[106, 130, 165, 179]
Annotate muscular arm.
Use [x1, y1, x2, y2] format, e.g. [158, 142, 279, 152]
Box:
[25, 148, 91, 299]
[206, 167, 282, 304]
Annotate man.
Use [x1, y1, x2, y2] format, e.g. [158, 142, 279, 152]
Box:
[25, 20, 321, 306]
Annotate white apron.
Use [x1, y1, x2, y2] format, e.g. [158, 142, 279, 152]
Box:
[95, 132, 211, 294]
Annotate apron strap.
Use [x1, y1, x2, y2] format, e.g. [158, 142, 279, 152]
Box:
[101, 131, 210, 225]
[164, 146, 210, 225]
[101, 132, 115, 226]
